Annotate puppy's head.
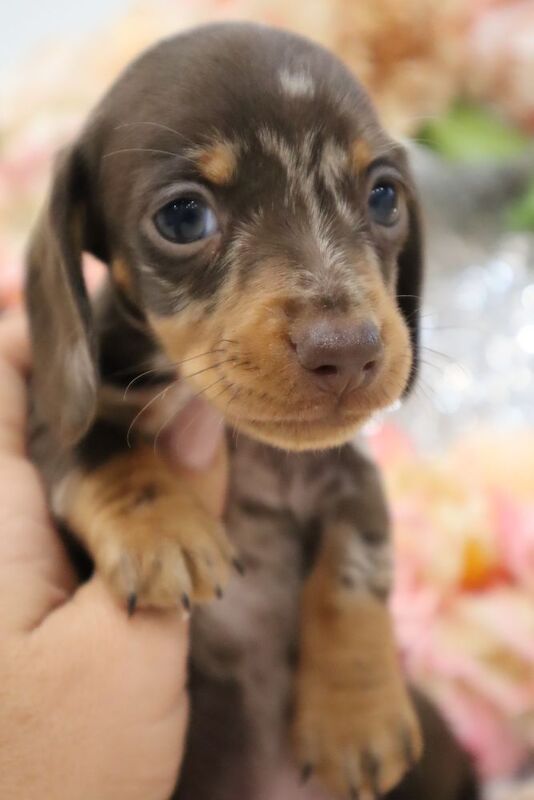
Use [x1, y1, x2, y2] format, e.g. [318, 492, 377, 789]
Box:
[26, 23, 423, 450]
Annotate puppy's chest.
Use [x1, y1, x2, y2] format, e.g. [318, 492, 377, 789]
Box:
[192, 437, 327, 664]
[191, 441, 338, 716]
[228, 435, 333, 526]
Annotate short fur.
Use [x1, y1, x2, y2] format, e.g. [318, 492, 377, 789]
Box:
[25, 22, 475, 800]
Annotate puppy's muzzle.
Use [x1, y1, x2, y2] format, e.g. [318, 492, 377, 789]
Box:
[289, 318, 384, 396]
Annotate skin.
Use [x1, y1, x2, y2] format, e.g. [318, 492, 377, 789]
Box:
[0, 311, 227, 800]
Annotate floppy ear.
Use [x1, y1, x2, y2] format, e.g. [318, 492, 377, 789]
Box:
[397, 191, 424, 393]
[26, 147, 98, 446]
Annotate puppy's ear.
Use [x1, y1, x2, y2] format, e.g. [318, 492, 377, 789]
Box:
[397, 190, 424, 393]
[26, 146, 98, 446]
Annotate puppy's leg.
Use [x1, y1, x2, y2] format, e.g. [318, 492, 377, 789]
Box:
[292, 456, 421, 798]
[54, 430, 234, 611]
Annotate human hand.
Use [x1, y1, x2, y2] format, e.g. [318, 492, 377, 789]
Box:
[0, 311, 227, 800]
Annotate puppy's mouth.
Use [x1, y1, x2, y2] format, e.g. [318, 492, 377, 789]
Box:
[177, 336, 411, 451]
[224, 408, 371, 450]
[150, 298, 413, 451]
[214, 385, 395, 450]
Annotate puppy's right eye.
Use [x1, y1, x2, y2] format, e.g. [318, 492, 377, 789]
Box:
[154, 197, 218, 244]
[368, 181, 399, 227]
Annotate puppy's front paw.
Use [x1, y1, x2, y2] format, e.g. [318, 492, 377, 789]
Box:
[293, 665, 421, 799]
[90, 490, 235, 612]
[292, 589, 422, 799]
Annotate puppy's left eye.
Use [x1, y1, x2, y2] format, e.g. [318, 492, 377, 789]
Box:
[154, 197, 218, 244]
[368, 181, 400, 227]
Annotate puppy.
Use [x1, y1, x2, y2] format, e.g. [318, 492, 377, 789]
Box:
[26, 22, 424, 800]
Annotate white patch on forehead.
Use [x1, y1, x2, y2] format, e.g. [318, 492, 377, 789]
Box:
[278, 68, 315, 98]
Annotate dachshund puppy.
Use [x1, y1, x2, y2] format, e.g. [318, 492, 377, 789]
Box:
[26, 23, 425, 800]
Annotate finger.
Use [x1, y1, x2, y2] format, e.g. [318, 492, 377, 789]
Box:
[163, 397, 224, 470]
[49, 575, 190, 696]
[0, 455, 77, 631]
[31, 575, 191, 799]
[0, 360, 28, 456]
[162, 397, 228, 517]
[0, 317, 77, 628]
[172, 439, 228, 519]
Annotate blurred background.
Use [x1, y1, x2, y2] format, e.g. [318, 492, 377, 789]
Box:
[1, 1, 534, 797]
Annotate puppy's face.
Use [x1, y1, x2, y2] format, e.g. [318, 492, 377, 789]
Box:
[27, 24, 423, 450]
[142, 132, 413, 449]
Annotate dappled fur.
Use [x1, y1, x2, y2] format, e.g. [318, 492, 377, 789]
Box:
[26, 22, 475, 800]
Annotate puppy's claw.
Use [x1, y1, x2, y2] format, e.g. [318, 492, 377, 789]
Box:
[349, 786, 360, 800]
[181, 593, 191, 612]
[232, 557, 246, 576]
[362, 752, 381, 798]
[401, 727, 417, 769]
[127, 592, 137, 617]
[215, 585, 224, 599]
[300, 763, 313, 784]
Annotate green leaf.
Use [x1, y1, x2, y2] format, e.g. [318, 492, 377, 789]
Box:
[417, 102, 529, 161]
[507, 180, 534, 230]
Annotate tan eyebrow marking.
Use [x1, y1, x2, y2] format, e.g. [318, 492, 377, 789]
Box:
[111, 257, 133, 293]
[195, 141, 238, 185]
[351, 138, 372, 174]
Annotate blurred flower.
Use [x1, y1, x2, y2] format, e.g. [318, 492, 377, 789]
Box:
[371, 425, 534, 778]
[467, 0, 534, 132]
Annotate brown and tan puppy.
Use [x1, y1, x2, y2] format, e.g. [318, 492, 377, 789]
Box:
[25, 22, 432, 800]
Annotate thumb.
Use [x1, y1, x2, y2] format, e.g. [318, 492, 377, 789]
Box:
[0, 313, 76, 632]
[60, 575, 190, 684]
[163, 395, 224, 470]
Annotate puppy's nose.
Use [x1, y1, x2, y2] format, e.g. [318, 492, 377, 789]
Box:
[290, 319, 383, 393]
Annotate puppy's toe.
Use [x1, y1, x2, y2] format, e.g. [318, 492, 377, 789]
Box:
[293, 673, 422, 799]
[91, 492, 235, 611]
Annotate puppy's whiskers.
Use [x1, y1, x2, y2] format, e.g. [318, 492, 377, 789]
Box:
[126, 358, 234, 447]
[103, 144, 201, 169]
[181, 358, 237, 382]
[114, 121, 196, 145]
[152, 375, 228, 450]
[126, 382, 176, 448]
[123, 367, 174, 398]
[150, 360, 246, 455]
[103, 147, 182, 160]
[151, 380, 227, 456]
[419, 345, 468, 376]
[151, 353, 255, 454]
[123, 348, 228, 397]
